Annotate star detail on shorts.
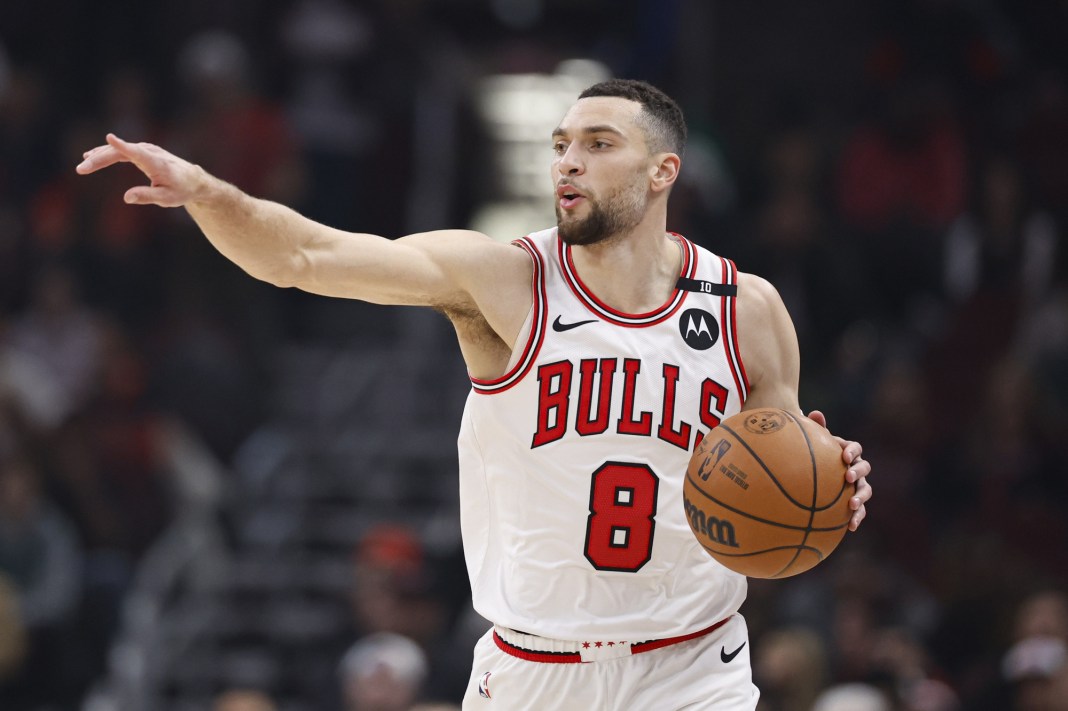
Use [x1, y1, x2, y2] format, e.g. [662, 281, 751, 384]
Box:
[607, 642, 615, 647]
[595, 641, 603, 648]
[582, 642, 590, 648]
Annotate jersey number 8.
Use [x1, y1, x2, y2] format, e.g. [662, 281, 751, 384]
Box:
[583, 462, 660, 572]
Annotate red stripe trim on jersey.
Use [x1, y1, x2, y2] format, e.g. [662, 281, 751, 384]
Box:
[558, 233, 696, 328]
[470, 237, 547, 394]
[728, 261, 751, 398]
[677, 232, 699, 279]
[629, 617, 731, 654]
[719, 258, 749, 404]
[492, 617, 731, 664]
[492, 632, 583, 663]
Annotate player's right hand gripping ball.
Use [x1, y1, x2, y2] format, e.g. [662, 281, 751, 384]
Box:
[683, 408, 854, 579]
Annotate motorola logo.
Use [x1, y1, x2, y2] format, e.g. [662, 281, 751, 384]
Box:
[679, 308, 718, 351]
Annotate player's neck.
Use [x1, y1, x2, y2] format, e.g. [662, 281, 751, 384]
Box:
[569, 223, 681, 315]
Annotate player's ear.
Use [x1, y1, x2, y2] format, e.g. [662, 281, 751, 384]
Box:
[649, 153, 681, 193]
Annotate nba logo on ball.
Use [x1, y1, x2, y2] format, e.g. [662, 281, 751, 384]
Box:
[697, 439, 732, 481]
[684, 408, 854, 579]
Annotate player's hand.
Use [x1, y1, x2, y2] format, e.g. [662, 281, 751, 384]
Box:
[76, 133, 206, 208]
[807, 409, 871, 532]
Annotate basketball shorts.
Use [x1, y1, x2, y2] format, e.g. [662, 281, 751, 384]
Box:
[461, 614, 759, 710]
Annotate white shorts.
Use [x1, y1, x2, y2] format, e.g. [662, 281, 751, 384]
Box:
[461, 614, 759, 711]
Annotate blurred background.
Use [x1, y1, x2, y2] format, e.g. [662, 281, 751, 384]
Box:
[0, 0, 1066, 710]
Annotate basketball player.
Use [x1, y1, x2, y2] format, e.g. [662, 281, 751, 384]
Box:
[77, 79, 872, 710]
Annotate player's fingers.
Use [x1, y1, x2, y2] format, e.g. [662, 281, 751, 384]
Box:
[849, 504, 867, 531]
[81, 144, 110, 160]
[105, 133, 161, 170]
[75, 145, 129, 174]
[104, 133, 173, 179]
[846, 450, 869, 483]
[842, 439, 864, 471]
[806, 409, 827, 429]
[848, 477, 870, 532]
[852, 475, 871, 504]
[106, 132, 133, 151]
[806, 411, 868, 479]
[123, 185, 182, 207]
[77, 134, 153, 171]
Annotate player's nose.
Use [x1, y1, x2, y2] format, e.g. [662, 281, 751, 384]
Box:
[555, 144, 584, 176]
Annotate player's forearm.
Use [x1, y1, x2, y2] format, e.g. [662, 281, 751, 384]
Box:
[184, 172, 313, 287]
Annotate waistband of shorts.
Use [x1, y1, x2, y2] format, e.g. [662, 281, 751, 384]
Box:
[492, 616, 731, 664]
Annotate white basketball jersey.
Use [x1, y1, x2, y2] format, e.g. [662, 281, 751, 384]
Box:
[458, 227, 750, 641]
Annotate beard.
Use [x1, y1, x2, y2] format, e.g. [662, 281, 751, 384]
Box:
[556, 178, 648, 247]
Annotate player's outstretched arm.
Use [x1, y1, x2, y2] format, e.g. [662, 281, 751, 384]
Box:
[735, 273, 872, 531]
[76, 135, 529, 319]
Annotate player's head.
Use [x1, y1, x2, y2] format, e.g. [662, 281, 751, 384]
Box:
[552, 79, 685, 246]
[578, 79, 687, 157]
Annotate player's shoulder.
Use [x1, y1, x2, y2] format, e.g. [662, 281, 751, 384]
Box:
[736, 271, 785, 310]
[491, 228, 545, 274]
[418, 229, 541, 320]
[734, 271, 795, 342]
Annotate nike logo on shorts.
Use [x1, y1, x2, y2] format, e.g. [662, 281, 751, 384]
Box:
[553, 316, 597, 332]
[720, 641, 746, 663]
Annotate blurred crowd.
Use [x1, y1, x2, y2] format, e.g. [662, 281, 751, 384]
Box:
[0, 0, 1066, 710]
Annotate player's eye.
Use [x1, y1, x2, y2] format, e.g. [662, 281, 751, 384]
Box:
[592, 140, 611, 150]
[552, 141, 568, 155]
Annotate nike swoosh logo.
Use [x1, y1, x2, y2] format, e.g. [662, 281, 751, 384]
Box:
[552, 316, 597, 332]
[720, 641, 746, 664]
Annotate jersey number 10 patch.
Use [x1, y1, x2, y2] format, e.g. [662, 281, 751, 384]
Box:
[583, 462, 660, 572]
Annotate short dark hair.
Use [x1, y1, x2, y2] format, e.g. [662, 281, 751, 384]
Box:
[578, 79, 687, 155]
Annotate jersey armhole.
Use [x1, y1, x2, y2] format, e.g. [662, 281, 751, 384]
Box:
[719, 258, 751, 404]
[470, 237, 547, 394]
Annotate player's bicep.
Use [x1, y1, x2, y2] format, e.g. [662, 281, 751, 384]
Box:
[296, 228, 533, 347]
[735, 273, 801, 414]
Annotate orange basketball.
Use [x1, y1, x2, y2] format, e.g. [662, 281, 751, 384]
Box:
[683, 408, 854, 579]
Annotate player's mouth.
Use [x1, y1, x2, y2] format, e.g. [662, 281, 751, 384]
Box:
[557, 184, 587, 210]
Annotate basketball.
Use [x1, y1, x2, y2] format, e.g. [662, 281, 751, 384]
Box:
[684, 408, 854, 579]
